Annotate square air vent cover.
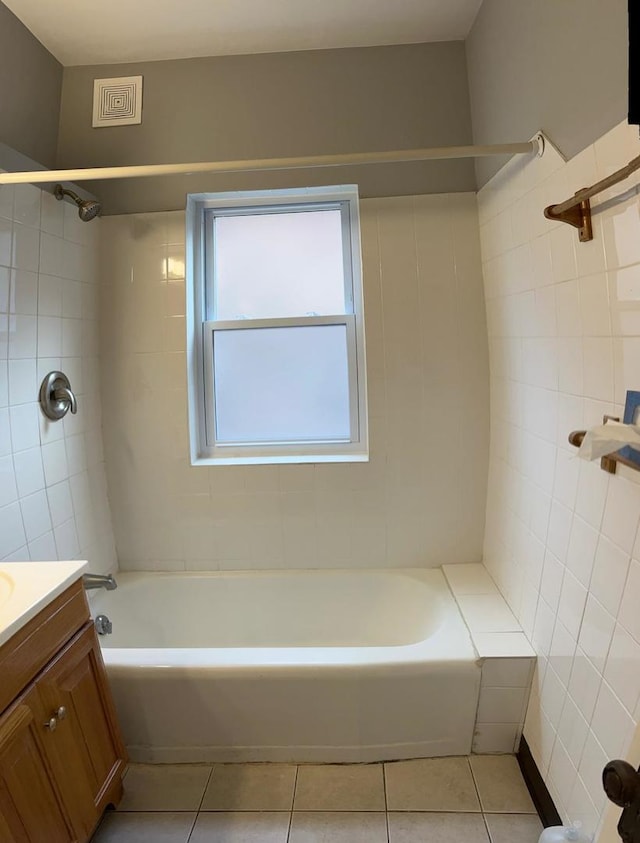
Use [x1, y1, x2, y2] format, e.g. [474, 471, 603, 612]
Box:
[92, 75, 143, 128]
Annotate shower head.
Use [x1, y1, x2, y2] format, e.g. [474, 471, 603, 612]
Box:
[54, 184, 102, 222]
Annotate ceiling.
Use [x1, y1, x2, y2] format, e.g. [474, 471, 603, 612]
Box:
[4, 0, 483, 66]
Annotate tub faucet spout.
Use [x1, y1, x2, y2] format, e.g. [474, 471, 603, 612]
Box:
[82, 573, 117, 591]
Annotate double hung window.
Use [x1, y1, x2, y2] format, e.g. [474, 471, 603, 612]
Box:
[186, 186, 368, 464]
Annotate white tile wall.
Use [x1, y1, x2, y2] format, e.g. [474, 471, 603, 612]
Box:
[478, 120, 640, 837]
[99, 194, 490, 571]
[0, 181, 117, 574]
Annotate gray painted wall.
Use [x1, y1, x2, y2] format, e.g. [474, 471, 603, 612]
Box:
[57, 42, 475, 214]
[0, 1, 62, 167]
[467, 0, 629, 186]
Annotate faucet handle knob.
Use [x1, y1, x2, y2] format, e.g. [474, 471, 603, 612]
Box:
[53, 386, 77, 414]
[95, 615, 113, 635]
[39, 371, 78, 421]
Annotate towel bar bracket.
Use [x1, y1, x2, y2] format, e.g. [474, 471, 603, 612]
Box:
[544, 195, 593, 242]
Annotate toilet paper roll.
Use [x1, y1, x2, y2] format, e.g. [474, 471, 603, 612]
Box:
[577, 420, 640, 460]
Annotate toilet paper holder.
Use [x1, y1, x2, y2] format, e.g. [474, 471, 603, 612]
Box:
[569, 391, 640, 475]
[569, 416, 622, 475]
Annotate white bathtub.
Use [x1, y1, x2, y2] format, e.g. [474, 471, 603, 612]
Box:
[92, 568, 480, 763]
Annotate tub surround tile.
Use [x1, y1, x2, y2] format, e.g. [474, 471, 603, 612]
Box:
[293, 763, 385, 811]
[101, 196, 490, 573]
[388, 811, 490, 843]
[384, 757, 481, 812]
[479, 120, 640, 837]
[189, 811, 291, 843]
[119, 764, 212, 812]
[288, 811, 387, 843]
[472, 724, 521, 755]
[476, 687, 528, 725]
[457, 595, 521, 634]
[484, 813, 543, 843]
[473, 633, 536, 659]
[443, 563, 500, 596]
[443, 564, 535, 654]
[481, 658, 535, 688]
[201, 763, 297, 811]
[92, 812, 197, 843]
[443, 562, 536, 752]
[469, 756, 536, 814]
[0, 181, 116, 576]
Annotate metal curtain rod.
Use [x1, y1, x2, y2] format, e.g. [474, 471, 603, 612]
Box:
[545, 152, 640, 242]
[0, 140, 541, 186]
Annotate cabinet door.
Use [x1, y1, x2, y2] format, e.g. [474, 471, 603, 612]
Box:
[0, 690, 74, 843]
[36, 624, 127, 840]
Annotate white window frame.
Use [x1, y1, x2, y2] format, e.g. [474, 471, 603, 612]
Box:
[186, 185, 368, 465]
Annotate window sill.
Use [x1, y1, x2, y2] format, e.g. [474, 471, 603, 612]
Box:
[191, 453, 369, 466]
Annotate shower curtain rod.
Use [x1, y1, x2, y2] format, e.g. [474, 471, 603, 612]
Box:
[0, 139, 542, 185]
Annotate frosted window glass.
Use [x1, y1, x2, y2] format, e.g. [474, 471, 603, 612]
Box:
[213, 325, 351, 443]
[214, 210, 346, 319]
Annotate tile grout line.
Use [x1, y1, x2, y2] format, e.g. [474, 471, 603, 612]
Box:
[185, 763, 215, 843]
[286, 764, 299, 843]
[481, 811, 495, 843]
[382, 762, 391, 843]
[469, 756, 495, 843]
[198, 764, 216, 811]
[467, 756, 486, 813]
[184, 812, 199, 843]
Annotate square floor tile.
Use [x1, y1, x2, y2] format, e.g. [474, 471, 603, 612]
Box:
[470, 756, 536, 813]
[294, 764, 385, 811]
[201, 763, 297, 811]
[289, 811, 387, 843]
[385, 757, 481, 812]
[485, 813, 543, 843]
[91, 812, 196, 842]
[388, 812, 490, 843]
[119, 765, 212, 811]
[189, 811, 291, 843]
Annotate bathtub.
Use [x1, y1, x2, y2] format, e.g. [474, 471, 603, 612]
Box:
[91, 568, 480, 763]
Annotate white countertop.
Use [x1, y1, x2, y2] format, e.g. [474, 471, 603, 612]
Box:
[0, 560, 89, 648]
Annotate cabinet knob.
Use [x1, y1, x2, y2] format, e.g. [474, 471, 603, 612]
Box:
[56, 706, 67, 721]
[44, 716, 58, 731]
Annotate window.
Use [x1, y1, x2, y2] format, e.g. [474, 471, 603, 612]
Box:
[186, 186, 368, 465]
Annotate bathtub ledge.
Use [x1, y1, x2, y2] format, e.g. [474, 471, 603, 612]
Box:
[442, 563, 536, 755]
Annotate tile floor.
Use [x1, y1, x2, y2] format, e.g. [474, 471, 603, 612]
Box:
[91, 755, 543, 842]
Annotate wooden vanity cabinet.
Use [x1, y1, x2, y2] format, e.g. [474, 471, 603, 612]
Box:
[0, 579, 127, 843]
[0, 689, 74, 843]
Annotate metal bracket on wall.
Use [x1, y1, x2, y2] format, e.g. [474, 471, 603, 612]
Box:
[544, 194, 593, 242]
[544, 152, 640, 244]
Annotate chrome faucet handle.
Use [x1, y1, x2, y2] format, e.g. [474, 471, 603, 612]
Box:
[39, 371, 78, 421]
[53, 386, 77, 414]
